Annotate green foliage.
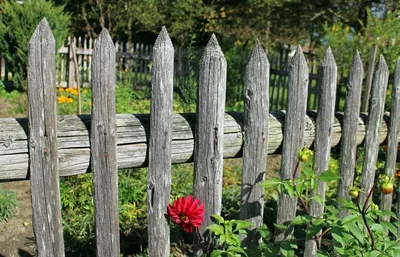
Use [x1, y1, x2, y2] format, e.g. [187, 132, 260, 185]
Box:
[0, 0, 70, 89]
[321, 10, 400, 75]
[208, 214, 253, 257]
[0, 85, 27, 116]
[0, 189, 18, 222]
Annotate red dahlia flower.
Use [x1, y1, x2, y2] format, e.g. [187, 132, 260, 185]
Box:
[167, 195, 205, 232]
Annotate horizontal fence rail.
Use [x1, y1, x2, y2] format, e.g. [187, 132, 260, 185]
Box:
[0, 111, 392, 181]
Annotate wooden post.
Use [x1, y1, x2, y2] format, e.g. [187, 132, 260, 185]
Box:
[27, 19, 65, 257]
[304, 48, 337, 256]
[360, 55, 389, 204]
[361, 44, 378, 113]
[91, 29, 119, 257]
[193, 34, 227, 256]
[70, 38, 82, 114]
[337, 52, 364, 218]
[275, 46, 309, 242]
[380, 58, 400, 220]
[240, 42, 269, 250]
[68, 37, 75, 88]
[147, 27, 174, 257]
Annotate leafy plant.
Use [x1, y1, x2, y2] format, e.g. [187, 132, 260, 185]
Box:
[0, 0, 70, 90]
[207, 214, 253, 257]
[0, 189, 18, 222]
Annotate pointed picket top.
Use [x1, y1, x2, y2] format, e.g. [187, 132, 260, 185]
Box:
[29, 18, 55, 45]
[376, 54, 389, 74]
[201, 34, 224, 60]
[248, 39, 269, 65]
[290, 45, 307, 67]
[350, 50, 363, 72]
[95, 28, 115, 50]
[154, 26, 173, 48]
[321, 47, 336, 67]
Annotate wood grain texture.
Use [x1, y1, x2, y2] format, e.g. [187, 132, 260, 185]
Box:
[360, 55, 389, 204]
[240, 42, 269, 250]
[0, 111, 393, 181]
[275, 46, 309, 242]
[91, 29, 120, 257]
[380, 58, 400, 221]
[304, 48, 337, 256]
[147, 27, 174, 257]
[193, 34, 227, 256]
[27, 19, 65, 257]
[337, 52, 364, 218]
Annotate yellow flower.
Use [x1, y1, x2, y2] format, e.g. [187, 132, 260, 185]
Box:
[65, 88, 72, 93]
[345, 26, 350, 33]
[71, 89, 78, 96]
[82, 89, 88, 94]
[67, 97, 73, 103]
[57, 95, 68, 104]
[89, 101, 92, 107]
[58, 87, 64, 92]
[234, 40, 242, 46]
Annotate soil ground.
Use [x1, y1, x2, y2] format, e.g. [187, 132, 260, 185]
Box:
[0, 156, 282, 257]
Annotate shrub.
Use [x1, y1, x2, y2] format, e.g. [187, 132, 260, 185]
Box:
[0, 189, 18, 222]
[0, 0, 70, 90]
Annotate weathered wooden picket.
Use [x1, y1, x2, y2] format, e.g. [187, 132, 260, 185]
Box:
[1, 19, 400, 257]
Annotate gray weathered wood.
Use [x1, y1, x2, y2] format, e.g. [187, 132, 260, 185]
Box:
[240, 42, 269, 249]
[91, 29, 119, 257]
[0, 111, 392, 181]
[304, 48, 337, 256]
[361, 44, 377, 113]
[275, 46, 309, 242]
[27, 19, 65, 257]
[337, 52, 364, 218]
[360, 55, 389, 204]
[193, 34, 227, 256]
[380, 58, 400, 220]
[147, 27, 174, 257]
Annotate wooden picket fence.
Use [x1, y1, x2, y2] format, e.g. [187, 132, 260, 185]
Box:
[1, 19, 400, 257]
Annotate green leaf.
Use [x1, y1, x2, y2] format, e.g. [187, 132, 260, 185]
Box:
[233, 221, 254, 232]
[317, 251, 330, 257]
[331, 227, 345, 247]
[210, 250, 224, 257]
[342, 214, 361, 224]
[347, 222, 364, 244]
[227, 246, 248, 256]
[366, 250, 382, 257]
[274, 223, 288, 230]
[211, 214, 225, 224]
[370, 223, 384, 233]
[260, 178, 280, 189]
[318, 170, 340, 183]
[307, 223, 324, 239]
[282, 183, 295, 197]
[291, 215, 312, 225]
[380, 221, 397, 236]
[207, 224, 224, 235]
[226, 235, 241, 246]
[280, 242, 295, 257]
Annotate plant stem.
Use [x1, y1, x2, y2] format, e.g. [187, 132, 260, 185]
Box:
[360, 184, 376, 250]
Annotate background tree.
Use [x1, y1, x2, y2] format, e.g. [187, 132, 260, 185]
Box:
[0, 0, 70, 89]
